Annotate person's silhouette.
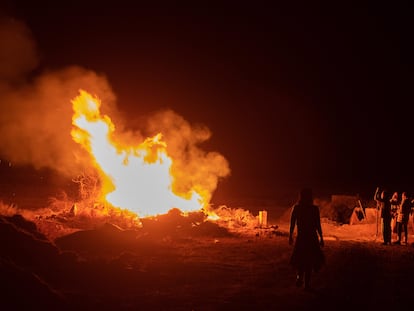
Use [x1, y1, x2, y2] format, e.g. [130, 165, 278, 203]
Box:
[374, 187, 392, 245]
[394, 191, 411, 245]
[289, 188, 325, 290]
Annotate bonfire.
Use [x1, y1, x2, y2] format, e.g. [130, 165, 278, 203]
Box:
[1, 90, 270, 241]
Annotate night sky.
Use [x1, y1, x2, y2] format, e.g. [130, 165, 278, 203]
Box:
[0, 2, 410, 203]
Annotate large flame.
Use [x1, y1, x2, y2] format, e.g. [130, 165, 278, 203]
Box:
[71, 90, 206, 217]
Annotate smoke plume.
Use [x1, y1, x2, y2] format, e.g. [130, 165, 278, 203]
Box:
[0, 17, 230, 198]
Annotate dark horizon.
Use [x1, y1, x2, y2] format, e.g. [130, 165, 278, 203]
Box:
[1, 159, 410, 211]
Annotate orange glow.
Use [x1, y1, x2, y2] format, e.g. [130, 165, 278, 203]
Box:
[71, 90, 206, 217]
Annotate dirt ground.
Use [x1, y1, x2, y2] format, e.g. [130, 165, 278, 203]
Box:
[2, 206, 414, 311]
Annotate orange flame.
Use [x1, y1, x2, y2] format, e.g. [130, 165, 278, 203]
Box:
[71, 90, 206, 217]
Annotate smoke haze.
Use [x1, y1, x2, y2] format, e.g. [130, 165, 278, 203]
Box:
[0, 17, 230, 198]
[0, 19, 116, 176]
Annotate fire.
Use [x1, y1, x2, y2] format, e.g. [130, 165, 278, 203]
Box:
[71, 90, 206, 217]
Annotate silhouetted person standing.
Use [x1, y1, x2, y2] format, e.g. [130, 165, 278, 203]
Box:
[374, 187, 392, 245]
[390, 191, 400, 237]
[394, 191, 411, 245]
[289, 188, 325, 290]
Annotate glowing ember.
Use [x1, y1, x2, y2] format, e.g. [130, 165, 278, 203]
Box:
[71, 90, 206, 217]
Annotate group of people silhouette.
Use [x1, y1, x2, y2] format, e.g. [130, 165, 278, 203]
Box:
[287, 186, 414, 291]
[374, 187, 413, 245]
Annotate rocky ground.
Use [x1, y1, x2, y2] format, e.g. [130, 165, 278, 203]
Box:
[1, 207, 414, 311]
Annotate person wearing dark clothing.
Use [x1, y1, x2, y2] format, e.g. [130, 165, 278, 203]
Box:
[374, 187, 392, 245]
[289, 188, 325, 290]
[394, 191, 412, 245]
[390, 191, 400, 236]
